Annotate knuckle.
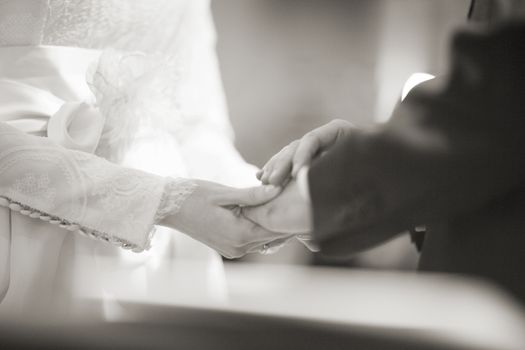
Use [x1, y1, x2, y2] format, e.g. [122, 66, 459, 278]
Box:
[332, 118, 352, 131]
[280, 148, 292, 158]
[277, 145, 292, 156]
[301, 134, 319, 148]
[331, 118, 345, 126]
[303, 132, 316, 140]
[262, 163, 273, 172]
[290, 139, 300, 147]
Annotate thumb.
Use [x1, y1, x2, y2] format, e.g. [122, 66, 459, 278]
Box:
[215, 185, 281, 206]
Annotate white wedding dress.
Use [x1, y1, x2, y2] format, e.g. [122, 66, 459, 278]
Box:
[0, 0, 258, 320]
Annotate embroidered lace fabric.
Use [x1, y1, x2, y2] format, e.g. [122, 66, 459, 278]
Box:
[0, 0, 188, 50]
[0, 0, 220, 251]
[155, 178, 198, 223]
[0, 122, 167, 251]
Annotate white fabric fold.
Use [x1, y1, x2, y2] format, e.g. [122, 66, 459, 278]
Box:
[0, 46, 169, 318]
[0, 78, 105, 153]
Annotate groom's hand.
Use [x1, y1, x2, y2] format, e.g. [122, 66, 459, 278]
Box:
[242, 180, 313, 235]
[257, 119, 353, 185]
[161, 180, 293, 259]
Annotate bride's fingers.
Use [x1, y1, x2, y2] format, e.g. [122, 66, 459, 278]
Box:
[260, 166, 272, 184]
[214, 185, 282, 207]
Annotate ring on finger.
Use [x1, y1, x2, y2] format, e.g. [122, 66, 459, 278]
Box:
[259, 243, 271, 255]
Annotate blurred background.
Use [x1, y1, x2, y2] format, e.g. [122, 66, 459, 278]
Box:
[212, 0, 470, 268]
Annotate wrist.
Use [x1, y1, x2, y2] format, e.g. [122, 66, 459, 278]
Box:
[155, 177, 198, 230]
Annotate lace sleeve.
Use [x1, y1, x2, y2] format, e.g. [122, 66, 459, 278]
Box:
[154, 177, 197, 223]
[0, 122, 166, 252]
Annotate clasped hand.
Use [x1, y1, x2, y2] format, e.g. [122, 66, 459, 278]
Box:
[241, 119, 354, 254]
[163, 119, 352, 258]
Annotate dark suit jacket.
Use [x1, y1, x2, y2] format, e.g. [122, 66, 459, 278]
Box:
[308, 21, 525, 301]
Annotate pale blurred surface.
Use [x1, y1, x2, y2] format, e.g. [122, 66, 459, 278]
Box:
[14, 259, 524, 349]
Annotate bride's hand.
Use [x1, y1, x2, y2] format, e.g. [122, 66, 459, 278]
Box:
[257, 119, 353, 186]
[160, 180, 292, 259]
[243, 180, 319, 252]
[243, 180, 312, 235]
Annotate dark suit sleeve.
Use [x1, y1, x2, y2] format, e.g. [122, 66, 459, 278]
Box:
[309, 22, 525, 257]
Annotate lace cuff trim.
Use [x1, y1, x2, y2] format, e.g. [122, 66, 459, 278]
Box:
[0, 195, 151, 252]
[154, 177, 198, 223]
[0, 177, 197, 252]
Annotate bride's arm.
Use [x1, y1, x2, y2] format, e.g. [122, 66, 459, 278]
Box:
[0, 122, 166, 252]
[0, 122, 286, 256]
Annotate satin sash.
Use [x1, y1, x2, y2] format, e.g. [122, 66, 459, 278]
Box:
[0, 46, 105, 151]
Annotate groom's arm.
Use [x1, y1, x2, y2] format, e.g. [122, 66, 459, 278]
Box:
[244, 21, 525, 256]
[308, 21, 525, 256]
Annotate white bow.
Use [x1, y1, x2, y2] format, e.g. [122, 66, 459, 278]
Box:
[0, 79, 105, 153]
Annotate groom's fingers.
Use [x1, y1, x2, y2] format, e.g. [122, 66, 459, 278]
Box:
[291, 132, 322, 177]
[261, 145, 289, 184]
[266, 141, 299, 185]
[259, 141, 298, 184]
[214, 185, 281, 206]
[292, 120, 352, 176]
[268, 163, 292, 185]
